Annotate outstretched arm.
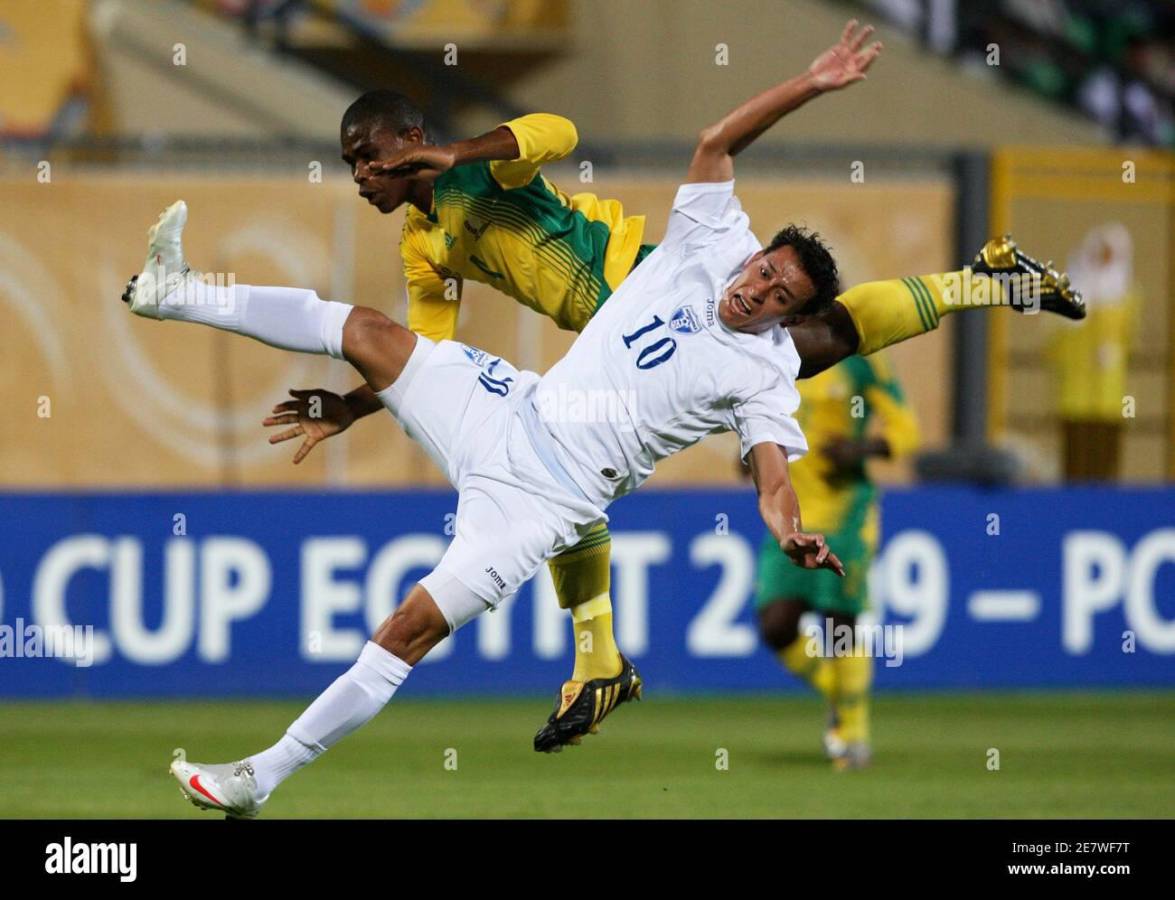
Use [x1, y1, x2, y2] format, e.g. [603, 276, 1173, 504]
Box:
[686, 19, 882, 183]
[369, 113, 577, 184]
[367, 125, 519, 180]
[748, 442, 845, 576]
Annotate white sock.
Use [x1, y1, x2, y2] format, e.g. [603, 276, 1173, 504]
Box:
[248, 642, 412, 796]
[247, 733, 320, 798]
[157, 280, 352, 359]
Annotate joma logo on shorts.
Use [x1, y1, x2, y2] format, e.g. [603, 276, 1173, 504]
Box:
[484, 566, 506, 589]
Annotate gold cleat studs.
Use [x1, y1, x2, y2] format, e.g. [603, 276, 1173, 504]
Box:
[979, 235, 1018, 269]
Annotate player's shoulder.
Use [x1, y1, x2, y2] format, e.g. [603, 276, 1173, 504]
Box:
[435, 160, 498, 200]
[399, 209, 432, 257]
[764, 327, 803, 389]
[400, 203, 428, 234]
[727, 326, 800, 389]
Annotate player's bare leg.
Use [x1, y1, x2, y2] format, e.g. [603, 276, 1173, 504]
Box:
[788, 237, 1085, 378]
[370, 585, 451, 664]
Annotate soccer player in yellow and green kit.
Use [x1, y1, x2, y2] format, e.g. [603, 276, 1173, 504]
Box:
[754, 351, 917, 770]
[261, 20, 1084, 752]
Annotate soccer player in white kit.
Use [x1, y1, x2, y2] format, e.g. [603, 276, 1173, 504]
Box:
[133, 27, 879, 817]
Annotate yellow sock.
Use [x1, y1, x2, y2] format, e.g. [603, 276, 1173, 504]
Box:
[779, 637, 835, 704]
[570, 600, 621, 681]
[838, 270, 1005, 356]
[548, 524, 622, 681]
[830, 653, 873, 743]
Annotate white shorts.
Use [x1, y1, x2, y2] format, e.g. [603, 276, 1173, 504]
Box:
[377, 337, 606, 629]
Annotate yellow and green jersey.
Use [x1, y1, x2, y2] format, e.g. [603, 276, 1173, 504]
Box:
[402, 113, 648, 341]
[790, 352, 920, 537]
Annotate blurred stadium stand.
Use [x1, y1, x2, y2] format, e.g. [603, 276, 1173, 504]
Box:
[859, 0, 1175, 147]
[0, 0, 93, 139]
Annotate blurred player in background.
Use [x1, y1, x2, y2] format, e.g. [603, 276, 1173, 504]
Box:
[753, 352, 918, 770]
[1051, 223, 1138, 481]
[258, 19, 1083, 752]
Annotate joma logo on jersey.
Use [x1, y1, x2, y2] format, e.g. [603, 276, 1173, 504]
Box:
[670, 304, 702, 334]
[484, 566, 506, 589]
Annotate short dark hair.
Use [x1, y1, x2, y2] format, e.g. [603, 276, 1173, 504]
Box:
[764, 224, 840, 314]
[341, 90, 427, 138]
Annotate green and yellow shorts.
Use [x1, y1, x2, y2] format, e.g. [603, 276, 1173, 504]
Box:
[753, 511, 877, 616]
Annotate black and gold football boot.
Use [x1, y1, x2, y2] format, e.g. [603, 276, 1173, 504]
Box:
[533, 655, 643, 752]
[971, 235, 1085, 319]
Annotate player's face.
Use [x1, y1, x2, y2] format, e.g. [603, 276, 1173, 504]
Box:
[340, 123, 421, 214]
[718, 245, 817, 333]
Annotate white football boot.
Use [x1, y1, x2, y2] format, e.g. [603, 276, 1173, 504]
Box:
[122, 200, 197, 318]
[170, 749, 269, 819]
[832, 741, 872, 772]
[822, 710, 847, 761]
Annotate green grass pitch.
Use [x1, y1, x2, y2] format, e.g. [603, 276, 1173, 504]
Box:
[2, 692, 1172, 818]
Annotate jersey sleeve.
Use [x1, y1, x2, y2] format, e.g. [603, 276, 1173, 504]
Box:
[861, 353, 920, 459]
[489, 114, 579, 190]
[732, 363, 808, 463]
[662, 180, 750, 249]
[402, 228, 462, 342]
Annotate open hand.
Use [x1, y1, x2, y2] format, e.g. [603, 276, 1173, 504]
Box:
[368, 144, 456, 180]
[262, 388, 354, 464]
[808, 19, 883, 92]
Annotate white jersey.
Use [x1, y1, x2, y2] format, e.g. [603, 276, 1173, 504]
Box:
[528, 179, 808, 508]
